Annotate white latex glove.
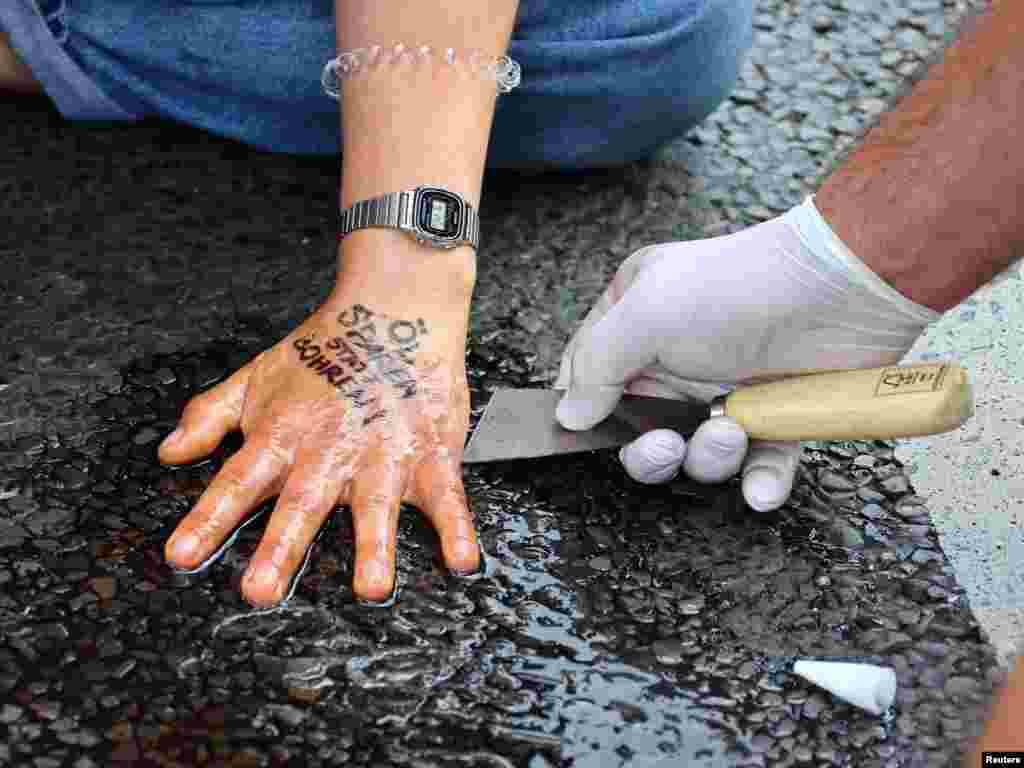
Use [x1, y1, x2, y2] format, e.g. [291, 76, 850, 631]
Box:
[554, 195, 940, 511]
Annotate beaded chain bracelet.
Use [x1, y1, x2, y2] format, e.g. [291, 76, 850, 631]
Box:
[322, 44, 521, 100]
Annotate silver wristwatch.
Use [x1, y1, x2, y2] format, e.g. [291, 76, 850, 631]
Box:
[338, 185, 479, 251]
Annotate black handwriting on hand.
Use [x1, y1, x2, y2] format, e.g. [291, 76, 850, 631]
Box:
[293, 305, 429, 425]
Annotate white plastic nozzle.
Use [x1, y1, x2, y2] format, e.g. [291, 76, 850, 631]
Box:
[792, 660, 896, 715]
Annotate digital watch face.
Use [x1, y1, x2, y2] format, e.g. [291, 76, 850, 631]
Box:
[417, 189, 461, 239]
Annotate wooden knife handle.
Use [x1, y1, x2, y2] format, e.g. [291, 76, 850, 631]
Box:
[723, 363, 974, 441]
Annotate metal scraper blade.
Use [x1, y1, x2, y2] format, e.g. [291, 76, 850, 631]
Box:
[462, 388, 708, 464]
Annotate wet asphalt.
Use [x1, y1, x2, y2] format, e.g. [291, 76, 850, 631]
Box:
[0, 0, 1004, 766]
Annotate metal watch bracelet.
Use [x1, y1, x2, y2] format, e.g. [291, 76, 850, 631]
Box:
[338, 187, 480, 251]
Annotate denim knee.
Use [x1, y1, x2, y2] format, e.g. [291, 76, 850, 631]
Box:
[486, 0, 755, 171]
[3, 0, 754, 161]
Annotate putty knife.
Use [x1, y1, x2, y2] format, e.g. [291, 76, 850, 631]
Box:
[462, 362, 974, 464]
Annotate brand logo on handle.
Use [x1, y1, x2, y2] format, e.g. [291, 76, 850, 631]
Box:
[874, 364, 948, 396]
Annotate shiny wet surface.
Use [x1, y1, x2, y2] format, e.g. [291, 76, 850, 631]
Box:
[0, 329, 1005, 767]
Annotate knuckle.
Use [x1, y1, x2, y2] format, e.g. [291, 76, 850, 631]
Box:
[180, 394, 210, 422]
[245, 420, 292, 459]
[281, 478, 323, 515]
[263, 439, 293, 468]
[362, 492, 393, 515]
[212, 461, 251, 497]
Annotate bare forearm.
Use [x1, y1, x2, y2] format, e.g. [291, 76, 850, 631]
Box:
[963, 658, 1024, 765]
[816, 0, 1023, 312]
[333, 2, 519, 297]
[0, 32, 41, 93]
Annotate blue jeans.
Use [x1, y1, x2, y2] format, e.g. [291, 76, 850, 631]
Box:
[1, 0, 753, 169]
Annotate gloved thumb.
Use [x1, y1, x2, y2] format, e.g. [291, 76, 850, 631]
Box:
[556, 380, 626, 431]
[554, 333, 625, 430]
[555, 301, 658, 431]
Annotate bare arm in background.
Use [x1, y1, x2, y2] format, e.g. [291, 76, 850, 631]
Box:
[816, 1, 1024, 757]
[818, 2, 1023, 756]
[964, 658, 1024, 763]
[0, 31, 41, 93]
[816, 0, 1023, 311]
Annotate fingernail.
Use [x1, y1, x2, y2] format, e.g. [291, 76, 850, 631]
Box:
[168, 532, 200, 562]
[246, 562, 281, 595]
[453, 537, 478, 562]
[450, 539, 482, 576]
[356, 561, 396, 604]
[161, 428, 184, 449]
[357, 588, 397, 608]
[359, 560, 389, 587]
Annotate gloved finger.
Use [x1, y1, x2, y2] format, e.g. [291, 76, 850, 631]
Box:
[681, 417, 749, 484]
[555, 244, 663, 390]
[619, 429, 688, 485]
[740, 440, 802, 512]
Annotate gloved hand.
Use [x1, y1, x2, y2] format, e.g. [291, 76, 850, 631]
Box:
[554, 195, 940, 511]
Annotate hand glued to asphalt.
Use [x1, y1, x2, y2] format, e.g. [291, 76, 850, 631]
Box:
[158, 299, 480, 607]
